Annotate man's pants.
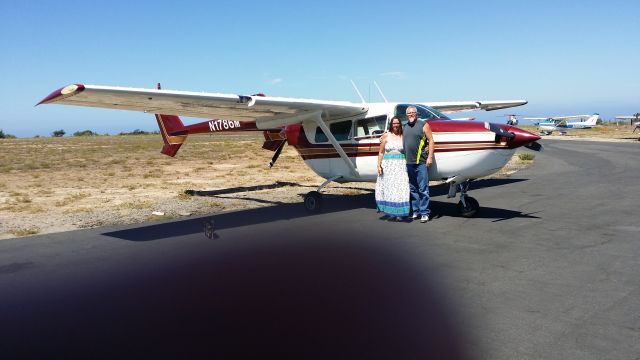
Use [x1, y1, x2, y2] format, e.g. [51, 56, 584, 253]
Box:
[406, 163, 430, 217]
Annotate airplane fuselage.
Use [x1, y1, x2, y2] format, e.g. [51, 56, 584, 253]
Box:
[264, 103, 540, 185]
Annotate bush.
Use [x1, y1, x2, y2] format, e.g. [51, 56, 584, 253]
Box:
[118, 129, 159, 135]
[0, 129, 16, 139]
[73, 130, 98, 137]
[51, 129, 66, 137]
[518, 153, 535, 161]
[119, 129, 147, 135]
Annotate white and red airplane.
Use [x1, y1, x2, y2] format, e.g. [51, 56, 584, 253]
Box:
[38, 83, 541, 217]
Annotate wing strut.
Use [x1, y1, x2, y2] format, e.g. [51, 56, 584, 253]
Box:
[310, 112, 358, 177]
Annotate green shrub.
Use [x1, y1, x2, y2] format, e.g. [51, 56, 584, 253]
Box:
[0, 129, 16, 139]
[518, 153, 535, 161]
[73, 130, 98, 136]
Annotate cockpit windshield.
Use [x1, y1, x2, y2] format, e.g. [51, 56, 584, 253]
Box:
[394, 104, 450, 125]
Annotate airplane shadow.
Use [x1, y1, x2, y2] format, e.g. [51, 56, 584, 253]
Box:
[104, 192, 375, 241]
[104, 178, 533, 241]
[184, 181, 374, 197]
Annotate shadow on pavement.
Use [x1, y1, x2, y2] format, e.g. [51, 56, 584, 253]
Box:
[104, 178, 532, 241]
[104, 192, 375, 241]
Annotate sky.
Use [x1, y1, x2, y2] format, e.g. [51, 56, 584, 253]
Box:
[1, 0, 639, 137]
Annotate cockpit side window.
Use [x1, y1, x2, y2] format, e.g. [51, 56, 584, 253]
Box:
[314, 120, 353, 143]
[394, 104, 450, 124]
[354, 115, 387, 138]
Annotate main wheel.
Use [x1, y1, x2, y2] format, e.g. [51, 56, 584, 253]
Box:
[304, 191, 323, 213]
[457, 196, 479, 218]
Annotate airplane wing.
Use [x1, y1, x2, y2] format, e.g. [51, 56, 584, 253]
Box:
[423, 100, 528, 113]
[549, 115, 592, 120]
[38, 84, 368, 129]
[615, 116, 637, 120]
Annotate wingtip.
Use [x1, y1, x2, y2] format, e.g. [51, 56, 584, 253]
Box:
[36, 84, 85, 106]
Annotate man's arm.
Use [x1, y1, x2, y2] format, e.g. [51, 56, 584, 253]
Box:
[423, 122, 435, 167]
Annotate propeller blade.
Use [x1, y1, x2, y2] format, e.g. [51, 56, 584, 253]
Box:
[268, 140, 286, 168]
[524, 141, 543, 152]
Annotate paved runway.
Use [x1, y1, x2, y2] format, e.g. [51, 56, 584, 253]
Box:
[1, 139, 639, 358]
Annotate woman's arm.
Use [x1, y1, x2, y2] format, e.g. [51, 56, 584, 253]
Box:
[377, 134, 387, 175]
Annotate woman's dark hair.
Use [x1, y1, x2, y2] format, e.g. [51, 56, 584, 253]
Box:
[388, 116, 403, 135]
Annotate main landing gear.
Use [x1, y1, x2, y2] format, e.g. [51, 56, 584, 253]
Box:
[448, 180, 479, 218]
[303, 176, 342, 213]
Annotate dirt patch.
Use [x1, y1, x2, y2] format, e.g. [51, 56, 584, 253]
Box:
[0, 133, 536, 239]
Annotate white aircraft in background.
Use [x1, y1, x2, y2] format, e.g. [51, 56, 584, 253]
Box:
[615, 115, 640, 132]
[38, 83, 539, 217]
[524, 114, 600, 135]
[497, 114, 521, 126]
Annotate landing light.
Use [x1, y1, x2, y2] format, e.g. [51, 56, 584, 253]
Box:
[61, 84, 78, 95]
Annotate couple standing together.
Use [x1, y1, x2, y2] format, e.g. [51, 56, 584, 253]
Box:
[375, 106, 435, 223]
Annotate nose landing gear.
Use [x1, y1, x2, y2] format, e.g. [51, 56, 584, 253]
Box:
[449, 181, 479, 218]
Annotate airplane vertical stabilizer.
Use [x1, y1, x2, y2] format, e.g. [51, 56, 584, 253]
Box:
[155, 114, 187, 157]
[585, 114, 599, 126]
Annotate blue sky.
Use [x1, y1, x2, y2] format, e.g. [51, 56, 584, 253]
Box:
[1, 0, 638, 137]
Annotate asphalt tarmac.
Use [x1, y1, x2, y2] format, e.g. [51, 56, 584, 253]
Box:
[0, 139, 638, 359]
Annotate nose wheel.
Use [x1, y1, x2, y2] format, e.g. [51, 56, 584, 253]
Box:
[457, 196, 479, 218]
[450, 181, 480, 217]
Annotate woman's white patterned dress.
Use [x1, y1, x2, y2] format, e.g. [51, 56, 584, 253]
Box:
[375, 134, 410, 217]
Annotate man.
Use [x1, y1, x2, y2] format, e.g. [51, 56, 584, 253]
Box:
[402, 106, 435, 223]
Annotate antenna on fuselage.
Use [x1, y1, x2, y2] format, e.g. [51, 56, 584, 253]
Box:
[373, 81, 388, 103]
[350, 79, 366, 104]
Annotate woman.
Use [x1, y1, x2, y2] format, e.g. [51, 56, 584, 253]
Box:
[375, 116, 410, 221]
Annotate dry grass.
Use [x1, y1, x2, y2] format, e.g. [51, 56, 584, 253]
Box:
[55, 192, 90, 206]
[0, 132, 330, 239]
[8, 227, 40, 237]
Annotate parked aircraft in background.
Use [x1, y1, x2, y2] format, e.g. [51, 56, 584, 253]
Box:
[38, 83, 539, 217]
[615, 114, 640, 131]
[524, 114, 600, 135]
[497, 114, 521, 126]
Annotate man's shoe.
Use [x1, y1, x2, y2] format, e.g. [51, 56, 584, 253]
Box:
[420, 215, 430, 223]
[411, 214, 420, 220]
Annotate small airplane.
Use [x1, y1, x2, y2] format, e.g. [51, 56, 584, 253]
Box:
[615, 114, 640, 132]
[500, 114, 521, 126]
[38, 83, 541, 217]
[524, 114, 600, 135]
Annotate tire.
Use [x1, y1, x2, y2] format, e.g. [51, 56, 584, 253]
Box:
[304, 191, 323, 213]
[457, 196, 479, 218]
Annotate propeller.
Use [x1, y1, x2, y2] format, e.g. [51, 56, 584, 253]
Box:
[484, 122, 515, 140]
